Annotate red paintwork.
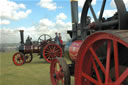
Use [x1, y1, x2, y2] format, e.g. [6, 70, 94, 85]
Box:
[50, 59, 64, 85]
[69, 40, 83, 61]
[75, 32, 128, 85]
[12, 52, 25, 66]
[43, 44, 62, 63]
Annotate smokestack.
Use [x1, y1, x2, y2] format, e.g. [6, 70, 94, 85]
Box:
[19, 30, 24, 44]
[70, 0, 78, 41]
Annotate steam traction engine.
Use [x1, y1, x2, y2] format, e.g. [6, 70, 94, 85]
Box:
[12, 30, 62, 66]
[50, 0, 128, 85]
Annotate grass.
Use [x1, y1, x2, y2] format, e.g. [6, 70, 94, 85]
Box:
[0, 51, 74, 85]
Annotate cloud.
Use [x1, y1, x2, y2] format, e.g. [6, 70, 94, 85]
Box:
[0, 28, 20, 43]
[38, 0, 57, 10]
[97, 9, 116, 18]
[0, 13, 72, 43]
[0, 19, 10, 25]
[78, 0, 96, 8]
[111, 0, 128, 8]
[39, 18, 55, 27]
[56, 13, 67, 20]
[0, 0, 32, 25]
[78, 12, 81, 22]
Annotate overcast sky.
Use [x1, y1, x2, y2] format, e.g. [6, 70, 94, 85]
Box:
[0, 0, 128, 44]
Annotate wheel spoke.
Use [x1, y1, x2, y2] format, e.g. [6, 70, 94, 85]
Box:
[113, 41, 120, 80]
[105, 40, 111, 83]
[82, 72, 99, 84]
[99, 0, 106, 20]
[53, 46, 56, 52]
[89, 46, 112, 82]
[89, 47, 106, 74]
[91, 57, 103, 84]
[89, 4, 97, 21]
[115, 68, 128, 85]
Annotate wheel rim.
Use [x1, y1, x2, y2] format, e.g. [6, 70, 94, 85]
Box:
[43, 44, 62, 63]
[13, 52, 25, 66]
[25, 53, 33, 63]
[50, 58, 70, 85]
[75, 32, 128, 85]
[38, 34, 52, 44]
[51, 59, 64, 85]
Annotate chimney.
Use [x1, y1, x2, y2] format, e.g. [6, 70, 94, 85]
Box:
[70, 0, 78, 41]
[19, 30, 24, 44]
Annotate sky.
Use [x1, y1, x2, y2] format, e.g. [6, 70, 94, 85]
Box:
[0, 0, 128, 44]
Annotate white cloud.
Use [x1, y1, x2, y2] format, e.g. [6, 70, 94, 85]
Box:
[0, 13, 72, 44]
[38, 0, 57, 10]
[111, 0, 128, 8]
[0, 0, 32, 25]
[39, 18, 55, 27]
[78, 0, 96, 8]
[78, 12, 82, 22]
[0, 19, 10, 25]
[0, 28, 20, 43]
[56, 13, 67, 20]
[97, 10, 117, 18]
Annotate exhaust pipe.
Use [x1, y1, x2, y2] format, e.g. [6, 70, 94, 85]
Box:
[19, 30, 24, 44]
[70, 0, 78, 41]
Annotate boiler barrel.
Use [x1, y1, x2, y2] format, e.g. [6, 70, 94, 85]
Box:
[64, 40, 82, 61]
[24, 45, 40, 53]
[18, 45, 40, 53]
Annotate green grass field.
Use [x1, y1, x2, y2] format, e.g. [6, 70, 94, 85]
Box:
[0, 51, 74, 85]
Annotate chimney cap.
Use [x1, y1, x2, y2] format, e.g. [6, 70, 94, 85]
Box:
[70, 0, 78, 2]
[19, 30, 24, 32]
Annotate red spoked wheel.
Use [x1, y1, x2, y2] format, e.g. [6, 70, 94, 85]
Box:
[50, 58, 70, 85]
[43, 44, 62, 63]
[75, 31, 128, 85]
[13, 52, 25, 66]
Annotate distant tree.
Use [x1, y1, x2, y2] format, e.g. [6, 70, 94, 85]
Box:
[0, 45, 5, 52]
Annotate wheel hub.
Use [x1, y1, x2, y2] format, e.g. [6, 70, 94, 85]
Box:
[17, 58, 20, 61]
[25, 56, 28, 59]
[50, 52, 55, 57]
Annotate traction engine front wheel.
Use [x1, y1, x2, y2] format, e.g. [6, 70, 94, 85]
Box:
[50, 57, 70, 85]
[13, 52, 25, 66]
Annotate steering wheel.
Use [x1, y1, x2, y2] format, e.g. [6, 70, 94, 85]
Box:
[38, 34, 52, 44]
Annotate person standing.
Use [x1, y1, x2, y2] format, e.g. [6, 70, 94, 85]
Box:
[58, 33, 63, 45]
[54, 32, 60, 45]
